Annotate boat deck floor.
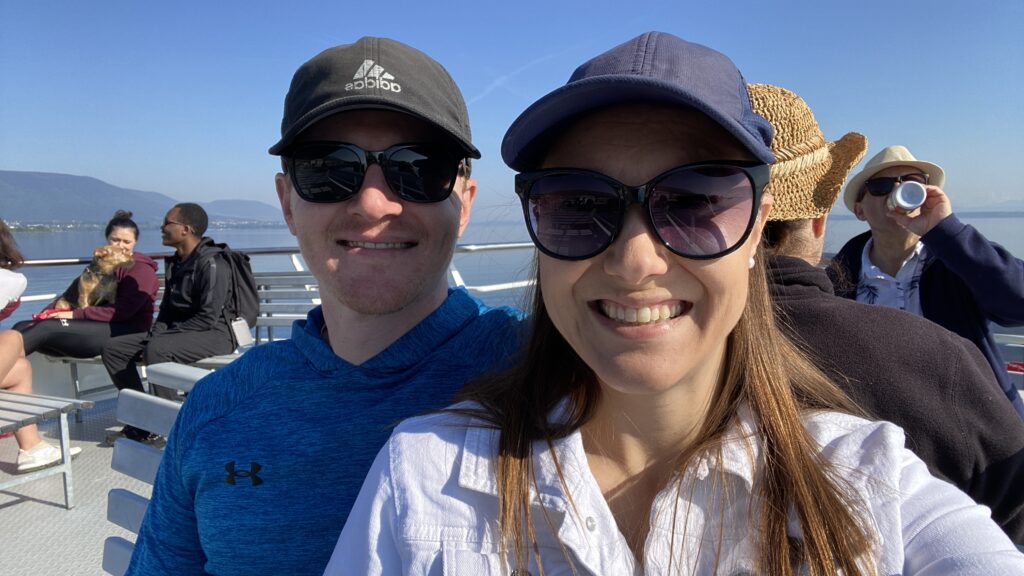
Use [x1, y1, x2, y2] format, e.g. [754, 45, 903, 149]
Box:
[0, 396, 147, 575]
[2, 378, 1023, 575]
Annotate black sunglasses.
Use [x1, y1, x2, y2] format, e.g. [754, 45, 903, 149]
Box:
[162, 219, 188, 229]
[862, 172, 929, 198]
[287, 141, 465, 204]
[515, 161, 769, 261]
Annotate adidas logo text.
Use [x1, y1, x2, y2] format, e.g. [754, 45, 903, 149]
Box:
[345, 59, 402, 93]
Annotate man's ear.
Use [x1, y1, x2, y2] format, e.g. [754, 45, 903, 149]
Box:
[455, 177, 477, 238]
[853, 201, 867, 221]
[811, 214, 828, 239]
[275, 173, 297, 235]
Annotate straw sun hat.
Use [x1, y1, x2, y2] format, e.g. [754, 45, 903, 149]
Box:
[747, 84, 867, 221]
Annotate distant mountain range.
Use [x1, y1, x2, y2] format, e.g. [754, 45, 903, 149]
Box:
[2, 169, 1020, 226]
[0, 170, 283, 224]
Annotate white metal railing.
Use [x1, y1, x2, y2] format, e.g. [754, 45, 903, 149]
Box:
[15, 243, 536, 303]
[998, 334, 1024, 347]
[450, 242, 536, 293]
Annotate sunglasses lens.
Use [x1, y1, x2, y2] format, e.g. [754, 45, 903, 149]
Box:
[864, 177, 896, 196]
[902, 173, 928, 185]
[291, 144, 364, 203]
[290, 144, 460, 203]
[524, 173, 622, 259]
[383, 145, 461, 203]
[650, 166, 755, 257]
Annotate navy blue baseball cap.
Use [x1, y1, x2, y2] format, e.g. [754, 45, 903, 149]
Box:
[501, 32, 774, 171]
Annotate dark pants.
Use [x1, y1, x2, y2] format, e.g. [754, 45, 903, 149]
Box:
[102, 327, 234, 393]
[14, 318, 140, 357]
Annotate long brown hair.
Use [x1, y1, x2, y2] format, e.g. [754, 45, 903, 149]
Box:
[456, 248, 876, 575]
[0, 219, 25, 270]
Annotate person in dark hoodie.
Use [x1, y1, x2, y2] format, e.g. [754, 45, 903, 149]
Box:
[752, 83, 1024, 544]
[13, 210, 159, 359]
[102, 202, 235, 444]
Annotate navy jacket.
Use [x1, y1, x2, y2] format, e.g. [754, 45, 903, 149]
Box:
[830, 215, 1024, 419]
[770, 255, 1024, 543]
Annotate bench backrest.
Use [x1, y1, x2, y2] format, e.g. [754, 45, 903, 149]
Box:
[101, 363, 212, 576]
[155, 271, 320, 344]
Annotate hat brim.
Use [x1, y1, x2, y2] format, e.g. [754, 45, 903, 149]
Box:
[823, 132, 869, 212]
[768, 131, 867, 221]
[268, 97, 481, 159]
[842, 158, 944, 212]
[501, 75, 775, 171]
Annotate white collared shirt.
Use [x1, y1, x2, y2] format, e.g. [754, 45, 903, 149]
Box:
[328, 404, 1023, 575]
[856, 238, 929, 316]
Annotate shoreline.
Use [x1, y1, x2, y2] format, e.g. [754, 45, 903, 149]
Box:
[9, 221, 289, 232]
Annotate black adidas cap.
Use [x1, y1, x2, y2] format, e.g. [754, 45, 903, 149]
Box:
[269, 37, 480, 158]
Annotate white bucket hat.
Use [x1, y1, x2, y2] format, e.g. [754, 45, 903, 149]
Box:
[842, 145, 945, 212]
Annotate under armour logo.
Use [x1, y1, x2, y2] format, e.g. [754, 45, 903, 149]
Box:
[225, 461, 263, 486]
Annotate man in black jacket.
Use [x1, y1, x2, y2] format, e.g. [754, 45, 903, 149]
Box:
[750, 83, 1024, 543]
[102, 202, 236, 443]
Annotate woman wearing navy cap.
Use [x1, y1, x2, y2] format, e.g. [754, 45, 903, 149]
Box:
[328, 32, 1024, 575]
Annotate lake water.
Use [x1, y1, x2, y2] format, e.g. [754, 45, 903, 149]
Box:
[3, 222, 538, 325]
[3, 214, 1022, 329]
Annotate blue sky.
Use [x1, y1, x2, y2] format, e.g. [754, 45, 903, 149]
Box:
[1, 0, 1021, 223]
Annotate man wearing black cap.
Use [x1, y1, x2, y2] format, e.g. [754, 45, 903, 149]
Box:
[126, 38, 523, 576]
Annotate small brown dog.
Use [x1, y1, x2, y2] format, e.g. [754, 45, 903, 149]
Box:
[55, 245, 134, 309]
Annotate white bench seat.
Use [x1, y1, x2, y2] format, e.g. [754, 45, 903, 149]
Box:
[42, 273, 319, 413]
[0, 390, 93, 509]
[102, 364, 210, 576]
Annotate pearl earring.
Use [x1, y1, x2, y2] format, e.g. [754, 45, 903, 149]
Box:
[748, 257, 756, 269]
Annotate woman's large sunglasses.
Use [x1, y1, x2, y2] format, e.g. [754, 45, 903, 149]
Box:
[861, 172, 929, 198]
[515, 161, 768, 261]
[286, 142, 466, 204]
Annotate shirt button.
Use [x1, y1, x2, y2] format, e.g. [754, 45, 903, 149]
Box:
[585, 516, 596, 531]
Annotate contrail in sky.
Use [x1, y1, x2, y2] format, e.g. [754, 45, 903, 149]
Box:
[468, 45, 581, 105]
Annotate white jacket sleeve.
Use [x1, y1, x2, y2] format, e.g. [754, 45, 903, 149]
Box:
[898, 444, 1024, 574]
[324, 440, 404, 576]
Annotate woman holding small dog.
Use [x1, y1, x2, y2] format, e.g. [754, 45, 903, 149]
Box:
[0, 210, 158, 471]
[11, 210, 159, 357]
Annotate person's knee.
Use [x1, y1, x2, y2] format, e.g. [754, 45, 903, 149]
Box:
[0, 329, 23, 351]
[2, 358, 33, 393]
[14, 358, 32, 386]
[142, 337, 174, 365]
[102, 336, 141, 368]
[100, 341, 121, 366]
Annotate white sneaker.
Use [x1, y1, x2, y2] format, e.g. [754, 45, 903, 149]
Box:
[16, 441, 82, 473]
